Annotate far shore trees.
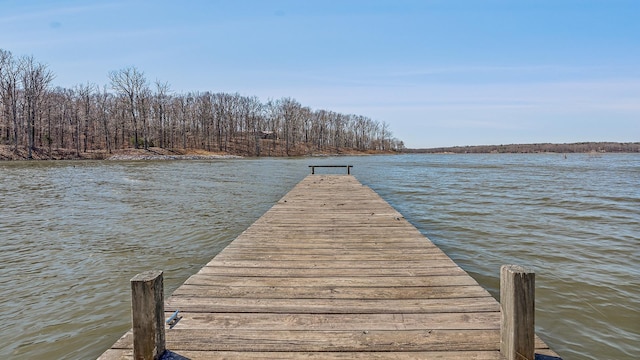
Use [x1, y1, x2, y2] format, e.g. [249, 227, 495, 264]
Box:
[405, 142, 640, 154]
[0, 49, 402, 158]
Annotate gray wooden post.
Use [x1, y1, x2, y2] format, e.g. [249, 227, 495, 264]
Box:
[131, 270, 165, 360]
[500, 265, 535, 360]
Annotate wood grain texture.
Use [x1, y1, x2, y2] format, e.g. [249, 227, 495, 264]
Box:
[501, 265, 536, 360]
[98, 175, 559, 359]
[129, 270, 165, 360]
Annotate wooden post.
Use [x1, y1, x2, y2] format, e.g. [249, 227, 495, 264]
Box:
[131, 270, 165, 360]
[500, 265, 535, 360]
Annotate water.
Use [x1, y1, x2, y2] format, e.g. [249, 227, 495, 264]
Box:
[0, 154, 638, 359]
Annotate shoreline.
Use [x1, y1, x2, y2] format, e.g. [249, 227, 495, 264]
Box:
[2, 143, 637, 161]
[0, 145, 239, 161]
[0, 145, 397, 161]
[105, 154, 243, 161]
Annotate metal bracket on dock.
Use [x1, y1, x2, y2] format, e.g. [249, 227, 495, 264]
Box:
[166, 310, 181, 329]
[309, 165, 353, 175]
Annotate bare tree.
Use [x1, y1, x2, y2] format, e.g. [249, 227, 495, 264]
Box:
[0, 49, 22, 152]
[279, 97, 301, 155]
[0, 49, 9, 144]
[154, 80, 171, 148]
[55, 88, 74, 149]
[109, 66, 147, 149]
[75, 82, 96, 152]
[21, 55, 54, 158]
[138, 86, 151, 149]
[97, 85, 112, 153]
[177, 94, 192, 150]
[241, 95, 262, 156]
[380, 121, 391, 150]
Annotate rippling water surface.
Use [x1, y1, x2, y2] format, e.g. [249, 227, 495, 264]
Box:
[0, 154, 638, 359]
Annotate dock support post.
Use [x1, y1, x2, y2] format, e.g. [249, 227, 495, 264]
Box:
[500, 265, 535, 360]
[131, 270, 165, 360]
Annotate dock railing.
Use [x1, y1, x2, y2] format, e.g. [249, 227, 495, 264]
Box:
[309, 165, 353, 175]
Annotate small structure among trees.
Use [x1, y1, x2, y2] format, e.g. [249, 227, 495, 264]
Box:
[257, 131, 277, 140]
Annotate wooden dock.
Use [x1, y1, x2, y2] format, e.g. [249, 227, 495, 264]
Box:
[99, 174, 560, 359]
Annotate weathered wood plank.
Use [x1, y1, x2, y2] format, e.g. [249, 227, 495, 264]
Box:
[216, 250, 447, 259]
[114, 329, 502, 352]
[212, 253, 452, 261]
[100, 349, 505, 360]
[169, 284, 493, 299]
[223, 241, 438, 250]
[162, 311, 502, 330]
[196, 265, 466, 277]
[204, 259, 460, 269]
[164, 297, 501, 314]
[182, 274, 480, 287]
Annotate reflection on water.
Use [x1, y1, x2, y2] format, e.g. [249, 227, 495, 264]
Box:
[0, 154, 638, 360]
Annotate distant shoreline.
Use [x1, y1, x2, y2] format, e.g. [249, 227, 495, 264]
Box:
[404, 142, 639, 154]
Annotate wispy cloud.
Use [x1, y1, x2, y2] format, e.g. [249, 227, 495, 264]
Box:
[382, 64, 611, 77]
[0, 3, 121, 24]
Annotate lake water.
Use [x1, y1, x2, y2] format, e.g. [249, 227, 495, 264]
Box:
[0, 154, 638, 359]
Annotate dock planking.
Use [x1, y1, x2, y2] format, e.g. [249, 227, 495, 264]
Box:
[99, 174, 559, 359]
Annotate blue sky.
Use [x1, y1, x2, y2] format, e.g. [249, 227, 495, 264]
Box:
[1, 0, 638, 148]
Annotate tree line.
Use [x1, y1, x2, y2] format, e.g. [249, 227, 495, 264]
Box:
[0, 48, 404, 158]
